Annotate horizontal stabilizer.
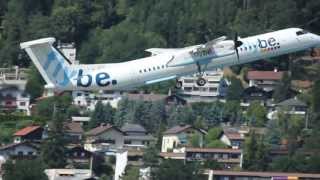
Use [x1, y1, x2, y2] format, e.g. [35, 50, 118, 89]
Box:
[145, 48, 179, 56]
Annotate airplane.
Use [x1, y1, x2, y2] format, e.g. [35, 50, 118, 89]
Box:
[20, 28, 320, 92]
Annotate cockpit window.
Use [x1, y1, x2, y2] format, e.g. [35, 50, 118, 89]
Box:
[296, 30, 309, 36]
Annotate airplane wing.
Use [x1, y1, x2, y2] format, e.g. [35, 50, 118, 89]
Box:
[145, 48, 180, 56]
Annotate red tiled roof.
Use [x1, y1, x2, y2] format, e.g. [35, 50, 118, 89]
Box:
[247, 71, 284, 80]
[185, 147, 241, 154]
[86, 124, 123, 136]
[14, 126, 41, 136]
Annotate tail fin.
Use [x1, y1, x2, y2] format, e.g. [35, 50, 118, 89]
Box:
[20, 37, 77, 89]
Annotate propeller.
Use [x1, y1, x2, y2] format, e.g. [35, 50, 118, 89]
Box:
[234, 33, 243, 62]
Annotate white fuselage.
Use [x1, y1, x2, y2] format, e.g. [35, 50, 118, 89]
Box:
[59, 28, 320, 91]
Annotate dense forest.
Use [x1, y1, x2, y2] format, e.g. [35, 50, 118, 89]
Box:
[0, 0, 320, 67]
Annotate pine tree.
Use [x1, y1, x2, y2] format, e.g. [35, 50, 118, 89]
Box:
[41, 105, 67, 168]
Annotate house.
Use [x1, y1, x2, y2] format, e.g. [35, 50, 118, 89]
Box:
[64, 122, 84, 143]
[0, 67, 31, 115]
[85, 124, 125, 152]
[185, 147, 242, 169]
[45, 169, 94, 180]
[121, 123, 155, 149]
[13, 125, 43, 143]
[276, 97, 308, 116]
[161, 124, 206, 153]
[207, 170, 320, 180]
[291, 80, 313, 92]
[0, 142, 39, 164]
[160, 147, 242, 169]
[72, 90, 122, 111]
[219, 129, 245, 149]
[241, 86, 271, 106]
[66, 146, 93, 167]
[177, 70, 229, 102]
[247, 70, 284, 91]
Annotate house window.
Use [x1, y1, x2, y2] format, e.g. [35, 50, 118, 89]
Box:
[124, 140, 132, 144]
[20, 102, 26, 106]
[18, 151, 24, 156]
[77, 93, 82, 96]
[28, 151, 34, 156]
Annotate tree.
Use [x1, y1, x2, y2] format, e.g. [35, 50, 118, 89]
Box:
[311, 79, 320, 113]
[153, 160, 202, 180]
[2, 159, 48, 180]
[243, 132, 269, 171]
[273, 72, 291, 103]
[89, 101, 115, 129]
[245, 101, 267, 127]
[226, 77, 243, 101]
[205, 127, 227, 148]
[41, 105, 67, 168]
[143, 145, 159, 167]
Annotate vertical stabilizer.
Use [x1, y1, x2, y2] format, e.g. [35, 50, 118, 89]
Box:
[20, 38, 77, 89]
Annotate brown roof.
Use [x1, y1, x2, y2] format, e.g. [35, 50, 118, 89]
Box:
[14, 126, 41, 136]
[64, 122, 84, 134]
[185, 147, 241, 154]
[291, 80, 313, 89]
[86, 124, 123, 136]
[224, 132, 244, 140]
[163, 125, 193, 135]
[209, 170, 320, 178]
[247, 71, 284, 80]
[0, 142, 39, 151]
[126, 93, 167, 102]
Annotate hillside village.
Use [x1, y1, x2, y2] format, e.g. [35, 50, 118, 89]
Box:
[1, 0, 320, 180]
[0, 42, 320, 180]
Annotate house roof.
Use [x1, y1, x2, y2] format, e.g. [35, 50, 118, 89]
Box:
[185, 147, 241, 154]
[14, 125, 41, 136]
[291, 80, 313, 89]
[121, 123, 146, 133]
[277, 98, 307, 107]
[126, 93, 167, 102]
[247, 71, 284, 80]
[209, 170, 320, 178]
[163, 125, 205, 135]
[64, 122, 84, 134]
[86, 124, 123, 136]
[224, 132, 244, 140]
[0, 142, 39, 151]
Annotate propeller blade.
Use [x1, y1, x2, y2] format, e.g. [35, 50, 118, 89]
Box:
[234, 33, 242, 62]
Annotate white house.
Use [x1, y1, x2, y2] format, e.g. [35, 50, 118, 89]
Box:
[161, 124, 206, 153]
[178, 69, 228, 102]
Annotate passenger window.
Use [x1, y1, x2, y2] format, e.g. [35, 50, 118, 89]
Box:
[157, 66, 160, 69]
[162, 65, 165, 69]
[149, 68, 151, 71]
[245, 47, 247, 51]
[139, 70, 142, 73]
[153, 67, 156, 70]
[144, 69, 147, 72]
